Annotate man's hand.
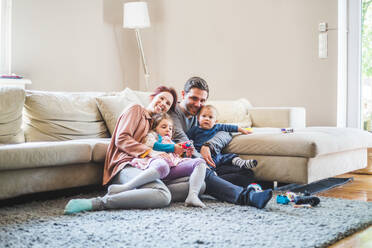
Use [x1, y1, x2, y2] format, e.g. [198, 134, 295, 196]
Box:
[200, 145, 216, 167]
[174, 144, 184, 156]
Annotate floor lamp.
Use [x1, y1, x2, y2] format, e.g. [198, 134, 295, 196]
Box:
[123, 2, 151, 91]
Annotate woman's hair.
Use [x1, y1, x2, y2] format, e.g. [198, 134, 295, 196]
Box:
[150, 86, 178, 111]
[151, 113, 173, 130]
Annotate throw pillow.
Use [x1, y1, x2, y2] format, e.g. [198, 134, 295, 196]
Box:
[0, 87, 25, 144]
[24, 90, 110, 141]
[133, 89, 152, 107]
[96, 88, 143, 135]
[207, 98, 253, 128]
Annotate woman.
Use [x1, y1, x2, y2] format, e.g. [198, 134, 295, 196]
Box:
[64, 86, 205, 214]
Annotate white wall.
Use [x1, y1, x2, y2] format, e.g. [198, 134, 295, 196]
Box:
[143, 0, 338, 126]
[12, 0, 139, 91]
[11, 0, 338, 126]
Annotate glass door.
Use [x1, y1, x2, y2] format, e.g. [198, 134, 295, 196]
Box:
[362, 0, 372, 131]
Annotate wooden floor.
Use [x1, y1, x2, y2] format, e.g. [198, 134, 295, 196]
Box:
[316, 172, 372, 248]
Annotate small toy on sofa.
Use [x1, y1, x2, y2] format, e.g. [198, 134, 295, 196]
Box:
[281, 128, 294, 134]
[244, 127, 253, 133]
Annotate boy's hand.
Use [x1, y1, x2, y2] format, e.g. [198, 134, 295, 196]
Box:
[238, 127, 252, 135]
[201, 145, 216, 168]
[174, 144, 184, 156]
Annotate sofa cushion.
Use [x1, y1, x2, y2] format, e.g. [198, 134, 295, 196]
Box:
[0, 163, 102, 200]
[207, 98, 252, 128]
[96, 88, 143, 135]
[225, 127, 372, 158]
[0, 141, 92, 170]
[24, 90, 110, 141]
[248, 107, 306, 128]
[0, 87, 25, 144]
[92, 139, 110, 163]
[67, 138, 110, 163]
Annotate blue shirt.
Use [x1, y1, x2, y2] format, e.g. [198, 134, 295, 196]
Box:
[186, 124, 238, 152]
[153, 134, 175, 152]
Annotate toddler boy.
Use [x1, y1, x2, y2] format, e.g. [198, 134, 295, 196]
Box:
[187, 105, 258, 170]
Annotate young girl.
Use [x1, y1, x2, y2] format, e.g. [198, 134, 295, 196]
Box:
[107, 113, 207, 208]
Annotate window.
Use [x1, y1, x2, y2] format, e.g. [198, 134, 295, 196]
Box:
[361, 0, 372, 131]
[0, 0, 12, 75]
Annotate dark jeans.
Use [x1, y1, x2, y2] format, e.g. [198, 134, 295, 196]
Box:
[210, 153, 256, 188]
[204, 169, 254, 205]
[204, 169, 243, 204]
[212, 153, 238, 167]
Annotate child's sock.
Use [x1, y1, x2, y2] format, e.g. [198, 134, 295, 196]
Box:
[185, 163, 206, 208]
[232, 157, 258, 169]
[64, 199, 93, 215]
[108, 167, 161, 195]
[248, 188, 273, 209]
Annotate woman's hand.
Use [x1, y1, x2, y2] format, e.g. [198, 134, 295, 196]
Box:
[149, 150, 165, 158]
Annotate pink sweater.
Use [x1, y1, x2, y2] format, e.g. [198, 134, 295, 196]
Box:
[103, 104, 152, 185]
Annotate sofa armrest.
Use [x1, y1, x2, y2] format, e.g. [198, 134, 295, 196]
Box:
[248, 107, 306, 128]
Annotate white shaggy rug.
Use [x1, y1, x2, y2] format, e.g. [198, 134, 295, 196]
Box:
[0, 191, 371, 248]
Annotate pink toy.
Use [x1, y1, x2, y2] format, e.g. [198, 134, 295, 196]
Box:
[181, 140, 193, 157]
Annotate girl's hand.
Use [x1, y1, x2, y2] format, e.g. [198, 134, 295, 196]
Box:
[174, 144, 184, 155]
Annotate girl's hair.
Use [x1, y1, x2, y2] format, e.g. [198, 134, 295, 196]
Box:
[150, 86, 178, 111]
[151, 113, 174, 131]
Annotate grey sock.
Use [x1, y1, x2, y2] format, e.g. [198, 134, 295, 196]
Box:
[232, 157, 258, 169]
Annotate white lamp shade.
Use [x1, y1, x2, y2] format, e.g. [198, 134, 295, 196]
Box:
[123, 2, 150, 29]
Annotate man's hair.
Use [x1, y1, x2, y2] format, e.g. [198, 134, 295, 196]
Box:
[184, 77, 209, 96]
[199, 105, 219, 118]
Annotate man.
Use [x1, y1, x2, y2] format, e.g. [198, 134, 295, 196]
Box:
[171, 77, 255, 187]
[168, 77, 272, 208]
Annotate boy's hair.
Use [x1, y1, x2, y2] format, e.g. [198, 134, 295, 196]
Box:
[151, 113, 174, 133]
[184, 77, 209, 97]
[199, 105, 219, 118]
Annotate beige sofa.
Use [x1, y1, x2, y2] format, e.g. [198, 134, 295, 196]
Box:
[1, 86, 371, 200]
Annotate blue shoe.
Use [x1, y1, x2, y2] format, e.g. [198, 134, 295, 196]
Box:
[64, 199, 93, 215]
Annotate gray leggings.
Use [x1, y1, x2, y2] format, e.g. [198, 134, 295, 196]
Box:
[94, 165, 171, 210]
[94, 164, 206, 210]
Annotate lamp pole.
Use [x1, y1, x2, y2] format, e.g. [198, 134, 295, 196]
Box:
[135, 28, 150, 91]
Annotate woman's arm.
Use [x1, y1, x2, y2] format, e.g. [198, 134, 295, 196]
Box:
[114, 105, 152, 158]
